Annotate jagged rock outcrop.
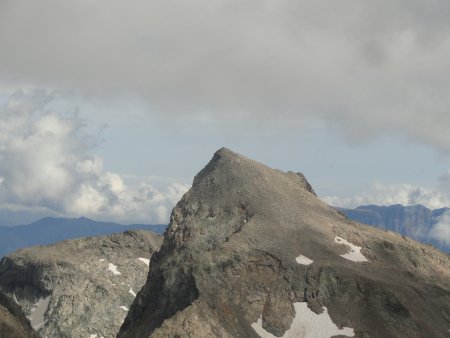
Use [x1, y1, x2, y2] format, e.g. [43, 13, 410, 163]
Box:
[118, 148, 450, 338]
[0, 290, 39, 338]
[0, 230, 162, 338]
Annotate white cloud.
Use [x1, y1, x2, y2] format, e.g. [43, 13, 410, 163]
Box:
[0, 91, 188, 224]
[430, 212, 450, 246]
[1, 1, 450, 153]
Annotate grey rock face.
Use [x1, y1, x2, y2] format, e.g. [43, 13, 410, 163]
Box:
[0, 290, 39, 338]
[0, 230, 162, 338]
[118, 148, 450, 338]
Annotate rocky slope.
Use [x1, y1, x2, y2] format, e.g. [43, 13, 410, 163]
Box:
[340, 205, 449, 252]
[0, 290, 39, 338]
[118, 148, 450, 338]
[0, 230, 162, 338]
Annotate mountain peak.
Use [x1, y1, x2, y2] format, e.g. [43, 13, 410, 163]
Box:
[193, 147, 253, 184]
[119, 149, 450, 338]
[194, 147, 315, 197]
[214, 146, 235, 157]
[184, 149, 322, 254]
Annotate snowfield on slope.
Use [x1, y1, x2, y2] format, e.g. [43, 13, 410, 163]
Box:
[335, 236, 368, 262]
[27, 296, 51, 330]
[108, 263, 122, 275]
[138, 257, 150, 266]
[129, 287, 136, 297]
[252, 302, 354, 338]
[296, 254, 313, 265]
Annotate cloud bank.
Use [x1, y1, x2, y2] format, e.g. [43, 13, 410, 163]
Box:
[1, 1, 450, 152]
[430, 213, 450, 247]
[0, 91, 188, 225]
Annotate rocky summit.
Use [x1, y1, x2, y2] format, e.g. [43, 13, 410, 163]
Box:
[118, 148, 450, 338]
[0, 230, 162, 338]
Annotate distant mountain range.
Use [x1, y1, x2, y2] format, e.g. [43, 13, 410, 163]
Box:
[0, 217, 166, 258]
[340, 204, 450, 253]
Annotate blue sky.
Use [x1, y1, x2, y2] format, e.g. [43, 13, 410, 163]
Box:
[1, 0, 450, 226]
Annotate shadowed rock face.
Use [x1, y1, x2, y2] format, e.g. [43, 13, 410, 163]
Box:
[0, 230, 162, 338]
[0, 291, 39, 338]
[118, 148, 450, 338]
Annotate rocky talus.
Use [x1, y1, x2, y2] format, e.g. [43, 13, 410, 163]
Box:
[0, 290, 39, 338]
[0, 230, 162, 338]
[118, 148, 450, 338]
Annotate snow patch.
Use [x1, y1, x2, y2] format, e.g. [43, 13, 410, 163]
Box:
[252, 302, 354, 338]
[89, 334, 97, 338]
[98, 259, 105, 262]
[108, 263, 121, 275]
[295, 255, 313, 265]
[129, 287, 136, 297]
[27, 296, 51, 330]
[138, 257, 150, 266]
[335, 236, 368, 262]
[119, 306, 129, 311]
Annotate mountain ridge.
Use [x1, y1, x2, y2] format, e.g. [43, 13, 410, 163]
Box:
[0, 229, 163, 337]
[0, 216, 166, 258]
